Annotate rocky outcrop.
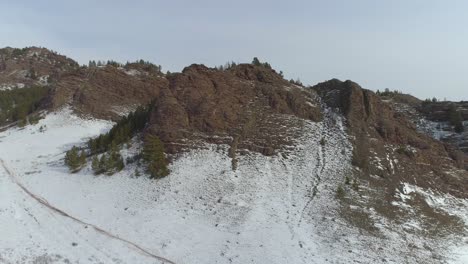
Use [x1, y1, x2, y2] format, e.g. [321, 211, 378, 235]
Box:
[0, 47, 78, 90]
[47, 65, 168, 120]
[382, 93, 468, 168]
[146, 64, 322, 157]
[0, 47, 169, 121]
[311, 79, 468, 247]
[313, 79, 467, 199]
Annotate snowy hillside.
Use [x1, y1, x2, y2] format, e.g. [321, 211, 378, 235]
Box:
[1, 107, 467, 263]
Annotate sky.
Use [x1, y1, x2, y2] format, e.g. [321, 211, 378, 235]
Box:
[1, 0, 467, 100]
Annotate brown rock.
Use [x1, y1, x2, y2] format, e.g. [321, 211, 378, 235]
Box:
[314, 79, 467, 198]
[146, 64, 322, 156]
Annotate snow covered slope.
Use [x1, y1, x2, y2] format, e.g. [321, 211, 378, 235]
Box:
[0, 107, 467, 263]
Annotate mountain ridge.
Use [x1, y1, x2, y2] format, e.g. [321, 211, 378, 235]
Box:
[1, 46, 467, 263]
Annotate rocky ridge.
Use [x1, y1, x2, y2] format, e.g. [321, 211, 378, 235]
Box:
[1, 48, 467, 262]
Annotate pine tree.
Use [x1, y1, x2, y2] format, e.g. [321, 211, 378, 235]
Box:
[104, 152, 114, 174]
[65, 146, 81, 172]
[79, 150, 87, 166]
[91, 156, 100, 174]
[99, 143, 125, 175]
[449, 105, 464, 133]
[143, 134, 169, 179]
[116, 156, 125, 171]
[252, 57, 261, 66]
[99, 154, 107, 173]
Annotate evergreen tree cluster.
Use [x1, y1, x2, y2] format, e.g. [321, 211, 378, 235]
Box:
[216, 61, 237, 71]
[376, 88, 403, 96]
[125, 60, 162, 73]
[89, 59, 163, 73]
[449, 105, 465, 133]
[251, 57, 272, 69]
[421, 97, 440, 105]
[0, 85, 49, 125]
[11, 48, 28, 58]
[289, 78, 303, 86]
[65, 104, 154, 175]
[88, 104, 153, 154]
[88, 60, 125, 68]
[91, 143, 124, 175]
[106, 60, 122, 67]
[64, 146, 87, 172]
[64, 102, 169, 178]
[88, 60, 105, 67]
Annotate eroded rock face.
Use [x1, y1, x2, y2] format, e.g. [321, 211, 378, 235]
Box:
[48, 66, 168, 120]
[0, 47, 168, 121]
[312, 79, 468, 248]
[382, 93, 468, 169]
[0, 47, 78, 90]
[313, 79, 467, 199]
[146, 64, 322, 156]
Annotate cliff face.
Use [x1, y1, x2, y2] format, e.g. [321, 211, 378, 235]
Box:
[146, 64, 322, 157]
[311, 80, 468, 255]
[313, 80, 467, 199]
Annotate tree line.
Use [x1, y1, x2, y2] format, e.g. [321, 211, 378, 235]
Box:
[64, 102, 169, 178]
[0, 85, 49, 126]
[87, 104, 153, 154]
[87, 59, 162, 73]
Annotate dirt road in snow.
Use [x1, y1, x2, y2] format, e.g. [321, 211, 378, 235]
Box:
[0, 158, 175, 264]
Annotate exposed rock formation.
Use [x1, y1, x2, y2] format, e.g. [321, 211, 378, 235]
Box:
[0, 47, 169, 121]
[0, 47, 78, 90]
[146, 64, 322, 157]
[47, 65, 168, 120]
[312, 79, 467, 246]
[382, 92, 468, 168]
[313, 79, 467, 198]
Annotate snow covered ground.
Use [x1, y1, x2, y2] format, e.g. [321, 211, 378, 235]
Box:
[0, 107, 467, 263]
[392, 183, 468, 264]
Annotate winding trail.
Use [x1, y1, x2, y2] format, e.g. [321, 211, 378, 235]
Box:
[0, 158, 176, 264]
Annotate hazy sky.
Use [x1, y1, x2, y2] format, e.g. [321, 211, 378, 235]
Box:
[1, 0, 467, 100]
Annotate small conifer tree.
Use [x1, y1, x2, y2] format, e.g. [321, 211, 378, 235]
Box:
[65, 146, 81, 172]
[91, 156, 100, 174]
[79, 150, 87, 165]
[252, 57, 261, 66]
[143, 134, 169, 179]
[99, 154, 107, 172]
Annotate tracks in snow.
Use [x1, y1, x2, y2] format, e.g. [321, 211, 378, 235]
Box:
[297, 130, 327, 227]
[0, 158, 176, 264]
